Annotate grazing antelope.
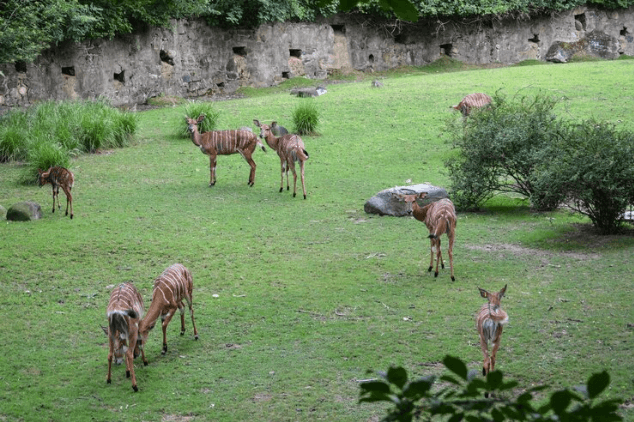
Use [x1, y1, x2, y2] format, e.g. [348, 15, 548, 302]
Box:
[452, 93, 492, 116]
[102, 283, 147, 392]
[476, 284, 509, 376]
[186, 115, 266, 187]
[37, 166, 74, 219]
[253, 120, 309, 199]
[138, 264, 199, 356]
[396, 192, 457, 281]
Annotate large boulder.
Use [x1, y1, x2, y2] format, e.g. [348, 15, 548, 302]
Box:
[546, 30, 620, 63]
[364, 183, 449, 216]
[6, 201, 42, 221]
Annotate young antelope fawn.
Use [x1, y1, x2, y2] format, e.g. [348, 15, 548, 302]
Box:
[138, 264, 199, 357]
[396, 192, 457, 281]
[253, 120, 309, 199]
[186, 115, 266, 187]
[102, 283, 147, 392]
[452, 93, 492, 116]
[37, 166, 74, 219]
[476, 284, 509, 376]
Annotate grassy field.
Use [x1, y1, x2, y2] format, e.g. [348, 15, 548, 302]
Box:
[1, 59, 633, 422]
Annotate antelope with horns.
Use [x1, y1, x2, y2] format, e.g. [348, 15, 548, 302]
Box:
[476, 284, 509, 376]
[253, 120, 309, 199]
[452, 93, 492, 116]
[138, 264, 199, 356]
[102, 283, 147, 392]
[37, 166, 74, 219]
[395, 192, 457, 281]
[186, 114, 266, 187]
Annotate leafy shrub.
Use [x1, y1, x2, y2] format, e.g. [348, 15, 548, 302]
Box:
[359, 355, 623, 422]
[292, 101, 320, 135]
[183, 102, 221, 135]
[445, 93, 566, 211]
[534, 120, 634, 234]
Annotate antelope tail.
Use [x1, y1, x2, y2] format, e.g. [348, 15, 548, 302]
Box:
[257, 139, 267, 152]
[428, 218, 449, 239]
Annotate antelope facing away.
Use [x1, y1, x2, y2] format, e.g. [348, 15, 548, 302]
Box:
[186, 115, 266, 187]
[476, 284, 509, 376]
[102, 283, 147, 392]
[253, 120, 309, 199]
[396, 192, 457, 281]
[138, 264, 199, 357]
[452, 93, 492, 116]
[37, 166, 74, 219]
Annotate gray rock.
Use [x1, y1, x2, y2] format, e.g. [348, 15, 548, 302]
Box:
[291, 86, 327, 97]
[546, 30, 620, 63]
[6, 201, 42, 221]
[271, 124, 289, 136]
[364, 183, 449, 216]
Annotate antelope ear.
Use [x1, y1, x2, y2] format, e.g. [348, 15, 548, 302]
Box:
[253, 119, 260, 127]
[478, 287, 488, 298]
[499, 284, 507, 297]
[197, 115, 205, 123]
[101, 325, 109, 336]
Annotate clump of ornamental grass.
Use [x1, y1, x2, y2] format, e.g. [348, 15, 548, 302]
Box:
[183, 102, 221, 136]
[292, 100, 320, 135]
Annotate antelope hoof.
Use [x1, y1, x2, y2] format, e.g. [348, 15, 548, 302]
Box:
[287, 186, 289, 191]
[144, 361, 148, 366]
[195, 335, 199, 340]
[126, 370, 130, 378]
[428, 266, 433, 272]
[303, 195, 307, 199]
[293, 193, 296, 197]
[279, 188, 283, 193]
[70, 214, 73, 219]
[482, 367, 487, 376]
[441, 263, 445, 269]
[451, 276, 456, 282]
[133, 385, 139, 392]
[107, 379, 111, 384]
[162, 344, 168, 355]
[209, 183, 215, 187]
[181, 330, 185, 336]
[434, 272, 439, 278]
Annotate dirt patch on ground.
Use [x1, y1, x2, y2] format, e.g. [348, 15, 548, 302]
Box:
[464, 243, 600, 261]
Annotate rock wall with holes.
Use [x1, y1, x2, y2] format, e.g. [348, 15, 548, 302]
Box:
[0, 5, 632, 109]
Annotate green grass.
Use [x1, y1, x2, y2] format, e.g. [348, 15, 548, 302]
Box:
[1, 60, 634, 421]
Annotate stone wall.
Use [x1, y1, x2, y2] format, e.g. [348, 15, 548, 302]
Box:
[1, 6, 632, 109]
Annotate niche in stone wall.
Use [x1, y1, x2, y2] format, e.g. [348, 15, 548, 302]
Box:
[529, 34, 540, 43]
[575, 13, 587, 31]
[62, 66, 75, 76]
[440, 43, 454, 57]
[290, 49, 302, 58]
[160, 50, 175, 66]
[282, 71, 291, 79]
[114, 70, 125, 84]
[621, 26, 630, 36]
[233, 46, 247, 56]
[331, 24, 345, 34]
[368, 54, 375, 63]
[15, 61, 27, 73]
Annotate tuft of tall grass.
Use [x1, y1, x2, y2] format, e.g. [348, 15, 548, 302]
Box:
[183, 102, 221, 135]
[292, 100, 320, 135]
[0, 99, 137, 180]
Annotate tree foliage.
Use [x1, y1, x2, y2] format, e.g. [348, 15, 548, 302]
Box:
[359, 355, 623, 422]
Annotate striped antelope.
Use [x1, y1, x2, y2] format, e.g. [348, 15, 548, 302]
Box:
[138, 264, 199, 356]
[37, 166, 75, 219]
[186, 115, 266, 187]
[395, 192, 457, 281]
[101, 283, 147, 392]
[253, 120, 309, 199]
[476, 284, 509, 376]
[452, 93, 492, 116]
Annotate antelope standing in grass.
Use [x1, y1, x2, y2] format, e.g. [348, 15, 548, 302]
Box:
[102, 283, 147, 392]
[253, 120, 309, 199]
[138, 264, 199, 356]
[186, 115, 266, 187]
[396, 192, 457, 281]
[452, 93, 492, 116]
[476, 284, 509, 376]
[37, 166, 74, 219]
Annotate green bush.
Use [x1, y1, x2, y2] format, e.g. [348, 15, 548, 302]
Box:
[359, 355, 623, 422]
[292, 101, 320, 135]
[534, 120, 634, 234]
[27, 137, 70, 174]
[183, 102, 221, 135]
[445, 93, 566, 211]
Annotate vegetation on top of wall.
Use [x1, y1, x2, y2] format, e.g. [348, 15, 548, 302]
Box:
[2, 0, 634, 64]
